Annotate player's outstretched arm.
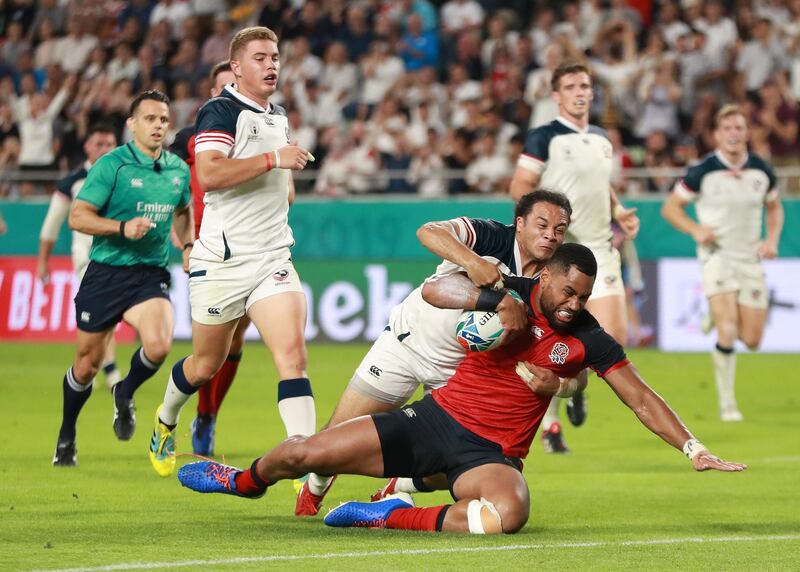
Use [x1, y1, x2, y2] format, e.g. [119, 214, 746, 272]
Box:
[603, 364, 746, 472]
[758, 197, 784, 259]
[196, 144, 311, 192]
[37, 192, 71, 281]
[417, 220, 502, 288]
[661, 192, 715, 246]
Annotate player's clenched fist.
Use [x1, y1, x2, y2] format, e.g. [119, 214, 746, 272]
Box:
[123, 217, 156, 240]
[277, 142, 314, 171]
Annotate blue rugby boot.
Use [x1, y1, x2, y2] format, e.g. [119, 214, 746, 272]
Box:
[324, 493, 414, 528]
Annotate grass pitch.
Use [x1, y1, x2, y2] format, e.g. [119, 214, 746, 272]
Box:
[1, 342, 799, 571]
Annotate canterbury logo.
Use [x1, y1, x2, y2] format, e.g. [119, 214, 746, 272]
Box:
[208, 307, 222, 316]
[368, 365, 382, 377]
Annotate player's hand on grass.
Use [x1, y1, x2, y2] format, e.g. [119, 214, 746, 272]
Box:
[515, 362, 561, 396]
[691, 226, 716, 246]
[692, 450, 747, 472]
[277, 141, 313, 170]
[124, 217, 156, 240]
[757, 240, 778, 259]
[496, 292, 528, 335]
[466, 258, 503, 289]
[615, 206, 640, 238]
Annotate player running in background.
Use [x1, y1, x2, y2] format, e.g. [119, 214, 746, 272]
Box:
[148, 27, 314, 478]
[295, 190, 572, 516]
[509, 62, 640, 453]
[170, 61, 241, 457]
[52, 90, 193, 466]
[177, 244, 745, 535]
[37, 124, 120, 390]
[662, 104, 784, 421]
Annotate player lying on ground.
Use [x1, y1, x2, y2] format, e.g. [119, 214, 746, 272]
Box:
[178, 244, 745, 534]
[295, 189, 573, 516]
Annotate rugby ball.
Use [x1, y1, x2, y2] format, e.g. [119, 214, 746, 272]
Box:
[456, 290, 524, 352]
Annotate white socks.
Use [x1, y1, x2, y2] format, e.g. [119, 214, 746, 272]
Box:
[712, 345, 738, 413]
[542, 397, 560, 431]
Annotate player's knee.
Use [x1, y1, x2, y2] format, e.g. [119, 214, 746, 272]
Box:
[192, 360, 220, 385]
[74, 350, 102, 382]
[717, 318, 738, 341]
[141, 338, 171, 364]
[467, 498, 523, 535]
[280, 436, 314, 470]
[740, 332, 762, 351]
[275, 344, 308, 375]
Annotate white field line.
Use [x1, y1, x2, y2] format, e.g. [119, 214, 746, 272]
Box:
[758, 455, 800, 464]
[34, 534, 800, 572]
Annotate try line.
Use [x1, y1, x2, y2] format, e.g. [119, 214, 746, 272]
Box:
[37, 534, 800, 572]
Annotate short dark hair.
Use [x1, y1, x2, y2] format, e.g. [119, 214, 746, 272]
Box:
[86, 123, 116, 138]
[551, 62, 591, 91]
[210, 60, 231, 83]
[515, 189, 573, 221]
[546, 243, 597, 277]
[129, 89, 170, 116]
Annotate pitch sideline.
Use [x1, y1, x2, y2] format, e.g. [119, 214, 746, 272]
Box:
[36, 534, 800, 572]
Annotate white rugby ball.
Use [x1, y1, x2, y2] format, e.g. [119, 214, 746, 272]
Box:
[456, 290, 524, 352]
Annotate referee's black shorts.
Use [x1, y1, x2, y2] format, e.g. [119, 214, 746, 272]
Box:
[372, 394, 522, 498]
[74, 262, 171, 333]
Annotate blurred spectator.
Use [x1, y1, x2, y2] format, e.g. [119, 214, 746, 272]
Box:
[201, 18, 233, 66]
[642, 130, 676, 193]
[170, 80, 199, 131]
[336, 5, 374, 62]
[465, 130, 512, 194]
[397, 13, 438, 71]
[150, 0, 193, 39]
[359, 39, 404, 106]
[524, 42, 563, 128]
[408, 127, 446, 197]
[656, 1, 691, 50]
[441, 0, 484, 38]
[55, 18, 98, 75]
[281, 37, 323, 92]
[636, 60, 682, 139]
[592, 19, 640, 128]
[3, 21, 31, 65]
[287, 106, 317, 155]
[443, 127, 474, 194]
[677, 29, 709, 124]
[735, 18, 787, 98]
[755, 76, 799, 191]
[33, 19, 60, 70]
[28, 0, 68, 38]
[169, 39, 204, 85]
[381, 133, 415, 193]
[83, 47, 109, 83]
[118, 0, 155, 32]
[319, 41, 358, 107]
[108, 43, 141, 84]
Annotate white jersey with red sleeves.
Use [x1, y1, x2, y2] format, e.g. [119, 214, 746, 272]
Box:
[517, 116, 614, 251]
[673, 151, 779, 263]
[194, 84, 292, 259]
[389, 217, 528, 381]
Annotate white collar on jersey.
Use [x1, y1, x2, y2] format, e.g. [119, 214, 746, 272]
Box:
[513, 238, 523, 276]
[556, 115, 589, 134]
[222, 83, 274, 114]
[714, 149, 748, 171]
[83, 160, 93, 171]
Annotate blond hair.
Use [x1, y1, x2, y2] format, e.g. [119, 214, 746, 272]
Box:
[229, 27, 279, 60]
[715, 104, 746, 128]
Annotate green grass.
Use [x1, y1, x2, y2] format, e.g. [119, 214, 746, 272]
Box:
[1, 343, 799, 571]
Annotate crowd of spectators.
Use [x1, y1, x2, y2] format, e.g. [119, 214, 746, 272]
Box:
[2, 0, 800, 198]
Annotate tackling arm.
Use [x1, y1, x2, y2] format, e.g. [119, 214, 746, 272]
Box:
[417, 220, 502, 288]
[603, 364, 747, 472]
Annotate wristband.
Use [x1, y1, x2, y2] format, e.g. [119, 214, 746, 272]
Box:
[119, 220, 126, 238]
[476, 287, 506, 312]
[682, 438, 707, 459]
[183, 242, 194, 251]
[264, 152, 273, 171]
[612, 204, 626, 220]
[555, 377, 579, 398]
[274, 149, 281, 169]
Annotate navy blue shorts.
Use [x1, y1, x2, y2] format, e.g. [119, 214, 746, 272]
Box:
[74, 262, 171, 333]
[372, 394, 522, 497]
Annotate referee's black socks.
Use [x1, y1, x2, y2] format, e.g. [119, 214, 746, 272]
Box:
[58, 368, 92, 444]
[116, 347, 163, 400]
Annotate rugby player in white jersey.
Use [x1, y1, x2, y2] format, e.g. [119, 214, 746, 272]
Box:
[37, 125, 120, 389]
[662, 104, 784, 421]
[295, 190, 572, 516]
[509, 62, 640, 453]
[148, 26, 314, 478]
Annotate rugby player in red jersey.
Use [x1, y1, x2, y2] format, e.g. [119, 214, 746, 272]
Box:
[177, 244, 745, 534]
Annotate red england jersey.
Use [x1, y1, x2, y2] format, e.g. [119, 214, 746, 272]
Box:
[433, 275, 629, 459]
[171, 126, 204, 239]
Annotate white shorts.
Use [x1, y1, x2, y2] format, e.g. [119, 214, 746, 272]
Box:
[702, 253, 768, 309]
[189, 241, 304, 325]
[351, 329, 452, 406]
[589, 245, 625, 301]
